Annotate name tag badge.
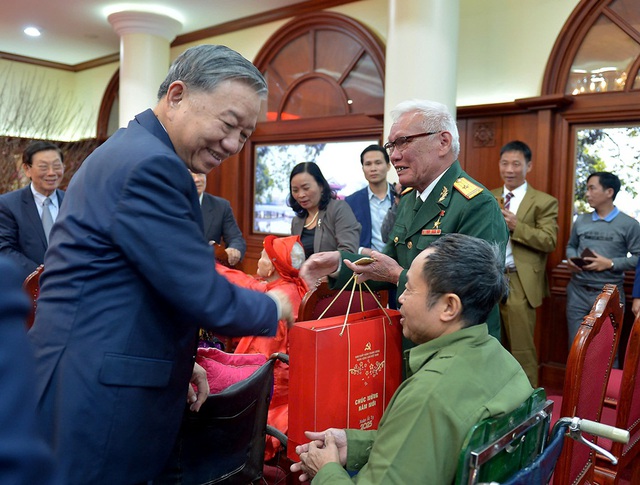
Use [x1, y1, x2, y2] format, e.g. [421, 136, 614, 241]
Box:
[422, 229, 442, 235]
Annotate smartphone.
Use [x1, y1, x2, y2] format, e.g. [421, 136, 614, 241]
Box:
[570, 248, 596, 267]
[570, 257, 588, 268]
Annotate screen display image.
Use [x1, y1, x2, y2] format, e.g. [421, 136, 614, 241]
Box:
[253, 139, 379, 235]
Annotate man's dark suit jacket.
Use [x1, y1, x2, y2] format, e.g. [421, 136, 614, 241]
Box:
[28, 109, 278, 485]
[0, 257, 59, 484]
[345, 183, 394, 249]
[201, 192, 246, 259]
[0, 186, 64, 280]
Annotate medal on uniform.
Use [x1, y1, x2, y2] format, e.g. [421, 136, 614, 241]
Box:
[422, 210, 445, 235]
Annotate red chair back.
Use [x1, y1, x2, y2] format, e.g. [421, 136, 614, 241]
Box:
[595, 313, 640, 483]
[554, 284, 621, 485]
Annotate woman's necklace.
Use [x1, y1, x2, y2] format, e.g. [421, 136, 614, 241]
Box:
[304, 211, 319, 228]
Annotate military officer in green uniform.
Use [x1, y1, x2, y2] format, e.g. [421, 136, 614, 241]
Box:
[300, 99, 508, 340]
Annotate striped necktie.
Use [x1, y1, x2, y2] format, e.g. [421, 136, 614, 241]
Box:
[504, 192, 514, 211]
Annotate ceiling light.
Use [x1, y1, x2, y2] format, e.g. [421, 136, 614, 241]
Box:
[24, 26, 42, 37]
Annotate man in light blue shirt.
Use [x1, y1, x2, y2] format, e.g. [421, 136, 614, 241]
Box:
[346, 145, 396, 253]
[566, 171, 640, 347]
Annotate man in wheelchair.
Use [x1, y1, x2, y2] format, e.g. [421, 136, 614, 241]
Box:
[292, 233, 534, 483]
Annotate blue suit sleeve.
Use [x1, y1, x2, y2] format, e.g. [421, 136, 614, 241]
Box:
[111, 157, 277, 337]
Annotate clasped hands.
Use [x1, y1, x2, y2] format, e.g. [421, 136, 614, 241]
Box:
[290, 429, 348, 481]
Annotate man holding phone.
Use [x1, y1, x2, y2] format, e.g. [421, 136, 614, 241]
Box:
[566, 172, 640, 347]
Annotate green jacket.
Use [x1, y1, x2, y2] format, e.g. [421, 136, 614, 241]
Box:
[334, 161, 509, 339]
[312, 324, 533, 484]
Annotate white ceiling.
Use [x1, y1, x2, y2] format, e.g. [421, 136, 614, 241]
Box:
[0, 0, 307, 66]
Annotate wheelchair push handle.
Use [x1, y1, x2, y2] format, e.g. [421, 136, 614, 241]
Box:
[554, 417, 630, 466]
[573, 418, 629, 443]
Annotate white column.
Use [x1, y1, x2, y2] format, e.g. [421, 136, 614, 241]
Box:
[384, 0, 460, 136]
[108, 11, 182, 127]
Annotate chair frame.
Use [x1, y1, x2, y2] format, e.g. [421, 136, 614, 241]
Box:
[454, 388, 553, 485]
[553, 284, 622, 485]
[22, 264, 44, 330]
[297, 280, 388, 322]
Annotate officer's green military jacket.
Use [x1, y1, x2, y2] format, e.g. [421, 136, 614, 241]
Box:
[333, 160, 509, 339]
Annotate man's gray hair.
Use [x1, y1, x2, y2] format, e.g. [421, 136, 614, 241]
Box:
[421, 234, 507, 327]
[390, 99, 460, 158]
[157, 44, 267, 100]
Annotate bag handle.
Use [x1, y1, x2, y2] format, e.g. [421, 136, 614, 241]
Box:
[316, 274, 392, 335]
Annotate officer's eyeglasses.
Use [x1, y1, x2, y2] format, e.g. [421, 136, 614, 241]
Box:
[383, 131, 441, 155]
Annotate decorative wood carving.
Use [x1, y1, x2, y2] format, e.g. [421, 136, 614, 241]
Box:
[472, 122, 496, 147]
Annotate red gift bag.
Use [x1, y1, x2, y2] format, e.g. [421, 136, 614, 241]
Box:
[288, 307, 402, 460]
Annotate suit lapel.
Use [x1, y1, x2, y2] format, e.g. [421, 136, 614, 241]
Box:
[516, 186, 535, 219]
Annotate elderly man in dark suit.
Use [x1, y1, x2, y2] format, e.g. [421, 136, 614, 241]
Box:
[28, 45, 293, 485]
[190, 170, 246, 266]
[0, 141, 64, 280]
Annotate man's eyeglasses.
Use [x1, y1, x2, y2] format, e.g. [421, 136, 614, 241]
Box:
[33, 163, 64, 173]
[383, 131, 441, 155]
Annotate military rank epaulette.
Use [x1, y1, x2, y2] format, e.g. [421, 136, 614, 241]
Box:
[453, 177, 483, 200]
[400, 187, 414, 196]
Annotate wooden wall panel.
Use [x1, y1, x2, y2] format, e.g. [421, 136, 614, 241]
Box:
[459, 116, 503, 189]
[459, 111, 547, 194]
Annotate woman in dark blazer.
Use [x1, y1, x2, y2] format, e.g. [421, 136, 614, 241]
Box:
[289, 162, 360, 258]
